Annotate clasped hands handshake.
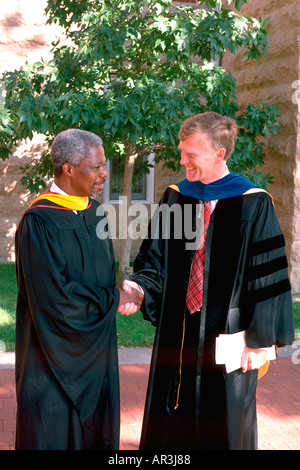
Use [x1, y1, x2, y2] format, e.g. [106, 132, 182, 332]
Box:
[117, 280, 144, 315]
[117, 281, 269, 373]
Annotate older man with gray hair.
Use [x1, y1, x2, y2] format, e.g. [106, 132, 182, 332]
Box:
[15, 128, 143, 450]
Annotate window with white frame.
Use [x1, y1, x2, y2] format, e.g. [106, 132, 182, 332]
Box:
[103, 153, 155, 203]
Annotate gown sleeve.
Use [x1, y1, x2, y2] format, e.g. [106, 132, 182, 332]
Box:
[132, 207, 165, 327]
[132, 188, 181, 326]
[244, 193, 295, 348]
[16, 210, 120, 406]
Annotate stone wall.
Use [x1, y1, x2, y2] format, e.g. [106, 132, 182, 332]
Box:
[0, 0, 61, 72]
[0, 0, 59, 262]
[0, 0, 68, 263]
[222, 0, 300, 292]
[0, 136, 48, 263]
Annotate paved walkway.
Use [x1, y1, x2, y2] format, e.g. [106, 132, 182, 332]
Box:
[0, 345, 299, 450]
[119, 346, 300, 451]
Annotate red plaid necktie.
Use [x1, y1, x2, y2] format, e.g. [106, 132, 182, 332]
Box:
[186, 201, 213, 314]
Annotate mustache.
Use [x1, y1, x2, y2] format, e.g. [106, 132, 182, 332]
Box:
[93, 180, 105, 187]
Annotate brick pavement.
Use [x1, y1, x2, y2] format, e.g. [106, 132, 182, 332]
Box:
[256, 358, 300, 450]
[0, 368, 15, 450]
[120, 358, 300, 450]
[0, 356, 299, 450]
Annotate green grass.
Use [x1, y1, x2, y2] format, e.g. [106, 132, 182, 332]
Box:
[0, 263, 299, 352]
[292, 302, 300, 338]
[0, 264, 17, 352]
[116, 311, 154, 348]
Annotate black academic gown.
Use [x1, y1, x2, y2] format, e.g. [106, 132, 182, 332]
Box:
[133, 184, 294, 450]
[15, 198, 120, 450]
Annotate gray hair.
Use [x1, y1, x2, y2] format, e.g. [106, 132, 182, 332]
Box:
[50, 129, 103, 176]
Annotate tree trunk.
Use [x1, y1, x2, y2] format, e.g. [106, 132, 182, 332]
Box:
[118, 142, 137, 284]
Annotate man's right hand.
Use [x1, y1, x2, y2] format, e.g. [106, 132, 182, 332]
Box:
[117, 282, 144, 315]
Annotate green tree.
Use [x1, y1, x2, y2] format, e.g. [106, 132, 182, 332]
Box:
[0, 0, 279, 281]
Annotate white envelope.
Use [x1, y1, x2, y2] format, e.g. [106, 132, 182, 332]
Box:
[216, 330, 276, 373]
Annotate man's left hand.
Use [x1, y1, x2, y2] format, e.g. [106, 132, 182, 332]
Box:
[240, 347, 267, 373]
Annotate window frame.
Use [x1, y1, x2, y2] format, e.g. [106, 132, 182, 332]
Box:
[102, 152, 155, 204]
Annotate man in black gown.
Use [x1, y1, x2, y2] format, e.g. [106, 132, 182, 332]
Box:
[15, 128, 142, 450]
[127, 112, 294, 450]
